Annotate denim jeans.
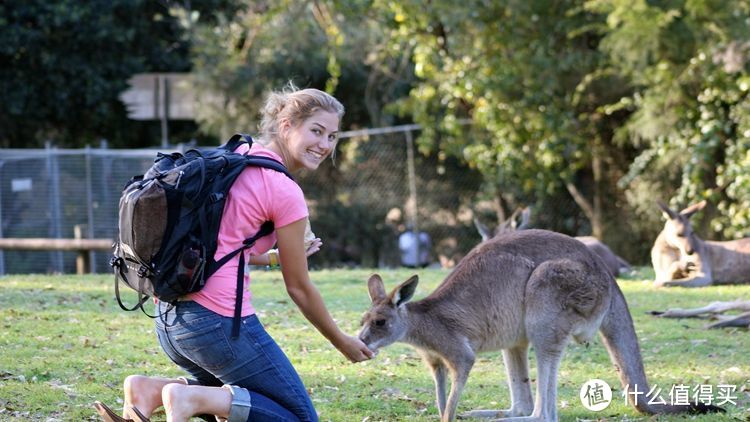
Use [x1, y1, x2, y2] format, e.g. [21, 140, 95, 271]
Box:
[155, 300, 318, 421]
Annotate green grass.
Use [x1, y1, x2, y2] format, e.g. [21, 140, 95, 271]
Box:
[0, 267, 748, 421]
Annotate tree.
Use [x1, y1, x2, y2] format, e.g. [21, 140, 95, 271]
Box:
[599, 0, 750, 240]
[372, 0, 750, 260]
[184, 0, 414, 139]
[0, 0, 234, 148]
[371, 0, 633, 241]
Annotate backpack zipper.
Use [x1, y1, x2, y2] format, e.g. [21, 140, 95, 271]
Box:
[175, 170, 185, 188]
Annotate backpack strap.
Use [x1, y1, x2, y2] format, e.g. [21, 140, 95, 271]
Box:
[112, 257, 152, 312]
[205, 139, 294, 338]
[244, 156, 294, 180]
[222, 133, 254, 152]
[111, 256, 157, 318]
[206, 221, 275, 338]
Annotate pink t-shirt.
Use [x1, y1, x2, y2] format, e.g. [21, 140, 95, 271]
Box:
[186, 142, 308, 317]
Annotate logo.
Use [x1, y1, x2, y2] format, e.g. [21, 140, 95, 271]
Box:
[580, 379, 612, 411]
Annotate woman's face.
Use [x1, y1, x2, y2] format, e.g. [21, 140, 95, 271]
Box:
[283, 110, 340, 171]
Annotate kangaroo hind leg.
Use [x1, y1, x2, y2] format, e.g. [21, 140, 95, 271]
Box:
[483, 344, 564, 422]
[498, 259, 604, 421]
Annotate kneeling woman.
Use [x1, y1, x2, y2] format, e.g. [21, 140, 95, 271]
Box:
[95, 85, 373, 422]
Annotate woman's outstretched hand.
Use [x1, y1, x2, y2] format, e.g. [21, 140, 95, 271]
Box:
[337, 335, 374, 363]
[304, 237, 323, 257]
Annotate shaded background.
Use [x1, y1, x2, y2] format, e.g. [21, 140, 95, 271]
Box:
[2, 0, 750, 272]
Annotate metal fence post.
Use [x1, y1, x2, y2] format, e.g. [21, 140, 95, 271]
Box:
[85, 145, 97, 272]
[46, 142, 64, 272]
[405, 130, 420, 260]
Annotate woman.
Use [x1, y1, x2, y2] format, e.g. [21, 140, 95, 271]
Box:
[95, 85, 373, 422]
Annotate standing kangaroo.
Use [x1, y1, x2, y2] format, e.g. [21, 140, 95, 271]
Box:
[652, 200, 750, 287]
[359, 230, 720, 421]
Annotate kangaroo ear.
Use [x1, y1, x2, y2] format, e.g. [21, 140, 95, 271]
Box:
[516, 206, 532, 230]
[680, 200, 706, 218]
[657, 201, 678, 220]
[473, 217, 492, 242]
[367, 274, 386, 302]
[390, 275, 419, 307]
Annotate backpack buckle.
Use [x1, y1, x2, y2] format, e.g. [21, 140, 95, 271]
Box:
[109, 256, 123, 268]
[209, 192, 225, 203]
[137, 265, 150, 278]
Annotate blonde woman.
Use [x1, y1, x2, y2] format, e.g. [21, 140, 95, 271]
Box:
[95, 85, 372, 422]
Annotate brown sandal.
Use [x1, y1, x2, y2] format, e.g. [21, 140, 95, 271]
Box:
[93, 401, 133, 422]
[128, 406, 151, 422]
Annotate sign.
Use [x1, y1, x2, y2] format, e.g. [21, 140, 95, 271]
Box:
[119, 73, 195, 121]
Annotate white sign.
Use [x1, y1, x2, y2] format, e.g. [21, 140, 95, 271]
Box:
[119, 73, 196, 120]
[11, 178, 32, 192]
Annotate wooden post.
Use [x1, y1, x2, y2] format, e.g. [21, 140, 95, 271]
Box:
[74, 225, 88, 275]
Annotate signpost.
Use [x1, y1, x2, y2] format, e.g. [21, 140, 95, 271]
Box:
[119, 73, 195, 147]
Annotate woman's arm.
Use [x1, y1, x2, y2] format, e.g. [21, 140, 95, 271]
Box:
[275, 218, 373, 363]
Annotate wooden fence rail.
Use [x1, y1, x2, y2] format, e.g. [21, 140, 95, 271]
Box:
[0, 238, 114, 274]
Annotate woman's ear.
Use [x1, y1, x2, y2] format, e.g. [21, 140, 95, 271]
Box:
[278, 118, 292, 138]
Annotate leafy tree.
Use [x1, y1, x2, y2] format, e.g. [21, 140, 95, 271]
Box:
[372, 0, 633, 241]
[184, 0, 413, 139]
[373, 0, 750, 260]
[599, 0, 750, 240]
[0, 0, 235, 148]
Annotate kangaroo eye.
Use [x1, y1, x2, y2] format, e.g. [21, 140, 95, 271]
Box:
[374, 319, 386, 327]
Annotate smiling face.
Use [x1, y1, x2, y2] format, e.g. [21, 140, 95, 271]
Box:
[282, 110, 339, 172]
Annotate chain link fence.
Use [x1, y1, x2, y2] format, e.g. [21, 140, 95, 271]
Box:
[0, 126, 494, 275]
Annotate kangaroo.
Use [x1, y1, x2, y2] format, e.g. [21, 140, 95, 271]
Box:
[474, 208, 630, 277]
[358, 230, 721, 421]
[653, 200, 750, 287]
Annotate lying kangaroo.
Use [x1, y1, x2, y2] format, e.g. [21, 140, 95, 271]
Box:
[653, 200, 750, 287]
[474, 208, 630, 277]
[359, 230, 720, 421]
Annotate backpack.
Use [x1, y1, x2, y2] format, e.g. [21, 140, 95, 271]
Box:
[110, 134, 293, 337]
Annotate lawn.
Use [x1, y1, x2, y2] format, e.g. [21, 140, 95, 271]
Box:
[0, 267, 748, 421]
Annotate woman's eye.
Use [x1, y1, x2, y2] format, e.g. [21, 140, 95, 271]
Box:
[312, 128, 321, 135]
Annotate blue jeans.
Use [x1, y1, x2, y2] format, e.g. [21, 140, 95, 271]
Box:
[155, 300, 318, 421]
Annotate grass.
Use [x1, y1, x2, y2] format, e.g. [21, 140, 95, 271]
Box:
[0, 267, 748, 421]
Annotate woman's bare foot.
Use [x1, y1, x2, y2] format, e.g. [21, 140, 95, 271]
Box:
[123, 375, 184, 418]
[161, 383, 232, 422]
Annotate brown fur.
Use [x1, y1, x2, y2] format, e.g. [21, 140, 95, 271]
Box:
[359, 230, 721, 421]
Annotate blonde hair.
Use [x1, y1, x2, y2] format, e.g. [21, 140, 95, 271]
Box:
[259, 83, 344, 146]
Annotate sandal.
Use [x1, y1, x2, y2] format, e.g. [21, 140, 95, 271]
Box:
[128, 406, 151, 422]
[93, 401, 133, 422]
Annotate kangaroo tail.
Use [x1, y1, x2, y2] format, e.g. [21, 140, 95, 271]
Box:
[598, 285, 724, 415]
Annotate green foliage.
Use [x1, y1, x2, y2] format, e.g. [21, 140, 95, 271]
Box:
[371, 0, 750, 254]
[185, 0, 412, 139]
[4, 0, 750, 258]
[378, 0, 611, 196]
[1, 271, 748, 420]
[0, 0, 234, 148]
[599, 0, 750, 239]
